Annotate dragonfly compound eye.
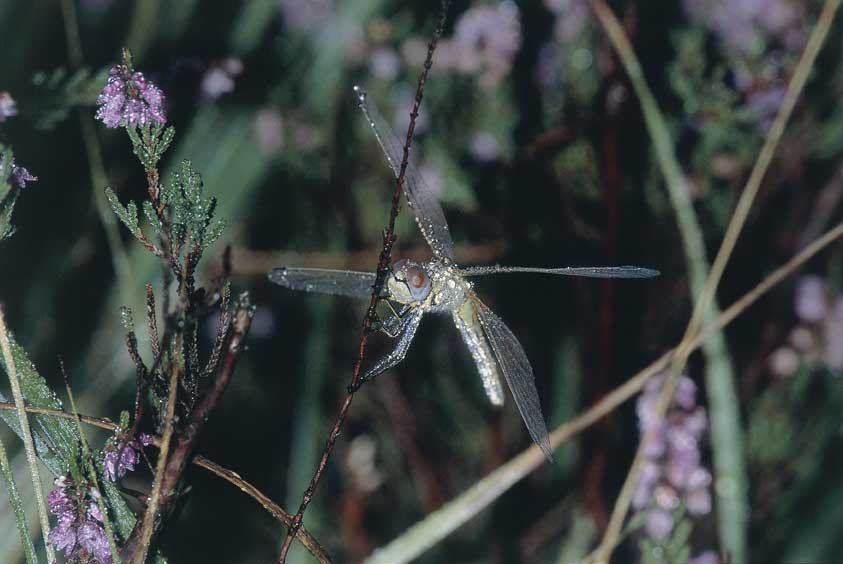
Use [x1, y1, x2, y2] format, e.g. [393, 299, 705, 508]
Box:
[392, 259, 431, 301]
[405, 266, 430, 300]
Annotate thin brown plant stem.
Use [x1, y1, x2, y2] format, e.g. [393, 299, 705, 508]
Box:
[367, 222, 843, 564]
[131, 339, 181, 564]
[0, 401, 118, 428]
[593, 2, 841, 561]
[194, 456, 332, 563]
[122, 298, 254, 560]
[276, 4, 450, 562]
[0, 309, 55, 563]
[0, 402, 331, 562]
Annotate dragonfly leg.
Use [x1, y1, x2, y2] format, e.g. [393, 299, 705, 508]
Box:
[351, 309, 423, 391]
[372, 301, 412, 338]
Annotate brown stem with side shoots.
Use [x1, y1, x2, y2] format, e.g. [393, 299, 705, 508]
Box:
[275, 3, 451, 562]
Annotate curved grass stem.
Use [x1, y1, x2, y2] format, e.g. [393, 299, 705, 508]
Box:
[590, 0, 841, 560]
[0, 310, 55, 563]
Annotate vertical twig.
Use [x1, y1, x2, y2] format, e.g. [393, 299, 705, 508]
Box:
[0, 309, 55, 563]
[276, 3, 451, 562]
[122, 296, 254, 561]
[131, 337, 182, 564]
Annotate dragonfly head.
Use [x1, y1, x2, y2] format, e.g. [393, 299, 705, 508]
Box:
[388, 259, 431, 304]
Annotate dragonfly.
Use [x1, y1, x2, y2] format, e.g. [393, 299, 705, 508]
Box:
[269, 86, 659, 461]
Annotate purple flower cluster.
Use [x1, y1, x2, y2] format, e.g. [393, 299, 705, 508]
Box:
[279, 0, 335, 33]
[544, 0, 590, 43]
[48, 476, 113, 563]
[200, 58, 244, 101]
[0, 91, 17, 122]
[769, 275, 843, 377]
[95, 65, 166, 128]
[683, 0, 804, 56]
[633, 373, 712, 541]
[104, 433, 152, 482]
[435, 1, 522, 89]
[0, 156, 37, 189]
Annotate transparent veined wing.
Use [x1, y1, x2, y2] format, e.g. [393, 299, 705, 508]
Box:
[353, 86, 455, 262]
[459, 265, 660, 278]
[471, 295, 553, 461]
[453, 300, 504, 406]
[268, 267, 377, 299]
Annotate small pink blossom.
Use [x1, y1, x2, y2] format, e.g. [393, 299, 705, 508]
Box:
[634, 373, 714, 549]
[0, 91, 17, 122]
[104, 435, 146, 481]
[1, 156, 37, 189]
[47, 476, 113, 563]
[95, 65, 166, 128]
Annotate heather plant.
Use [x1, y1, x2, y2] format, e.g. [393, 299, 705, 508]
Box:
[0, 50, 256, 562]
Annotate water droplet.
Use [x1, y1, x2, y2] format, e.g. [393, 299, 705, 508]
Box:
[119, 306, 134, 331]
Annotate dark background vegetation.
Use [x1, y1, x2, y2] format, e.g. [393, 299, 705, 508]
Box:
[1, 0, 842, 562]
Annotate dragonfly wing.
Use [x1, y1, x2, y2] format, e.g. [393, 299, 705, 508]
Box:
[353, 86, 455, 261]
[453, 300, 504, 406]
[268, 267, 377, 299]
[459, 265, 660, 278]
[472, 296, 553, 461]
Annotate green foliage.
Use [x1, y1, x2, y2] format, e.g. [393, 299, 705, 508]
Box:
[0, 332, 143, 547]
[0, 437, 36, 564]
[30, 66, 106, 130]
[127, 122, 176, 174]
[106, 187, 148, 248]
[108, 132, 225, 268]
[163, 159, 227, 254]
[0, 145, 20, 241]
[0, 336, 81, 474]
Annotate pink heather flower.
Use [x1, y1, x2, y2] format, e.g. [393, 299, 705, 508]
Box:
[544, 0, 590, 43]
[254, 108, 285, 154]
[437, 1, 522, 89]
[470, 131, 501, 162]
[95, 65, 166, 128]
[633, 373, 713, 543]
[795, 275, 828, 323]
[369, 47, 401, 81]
[645, 507, 675, 540]
[48, 476, 113, 563]
[0, 91, 17, 122]
[689, 550, 722, 564]
[279, 0, 334, 32]
[104, 436, 146, 481]
[0, 156, 37, 189]
[200, 58, 244, 101]
[683, 0, 804, 56]
[77, 520, 113, 563]
[768, 346, 799, 378]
